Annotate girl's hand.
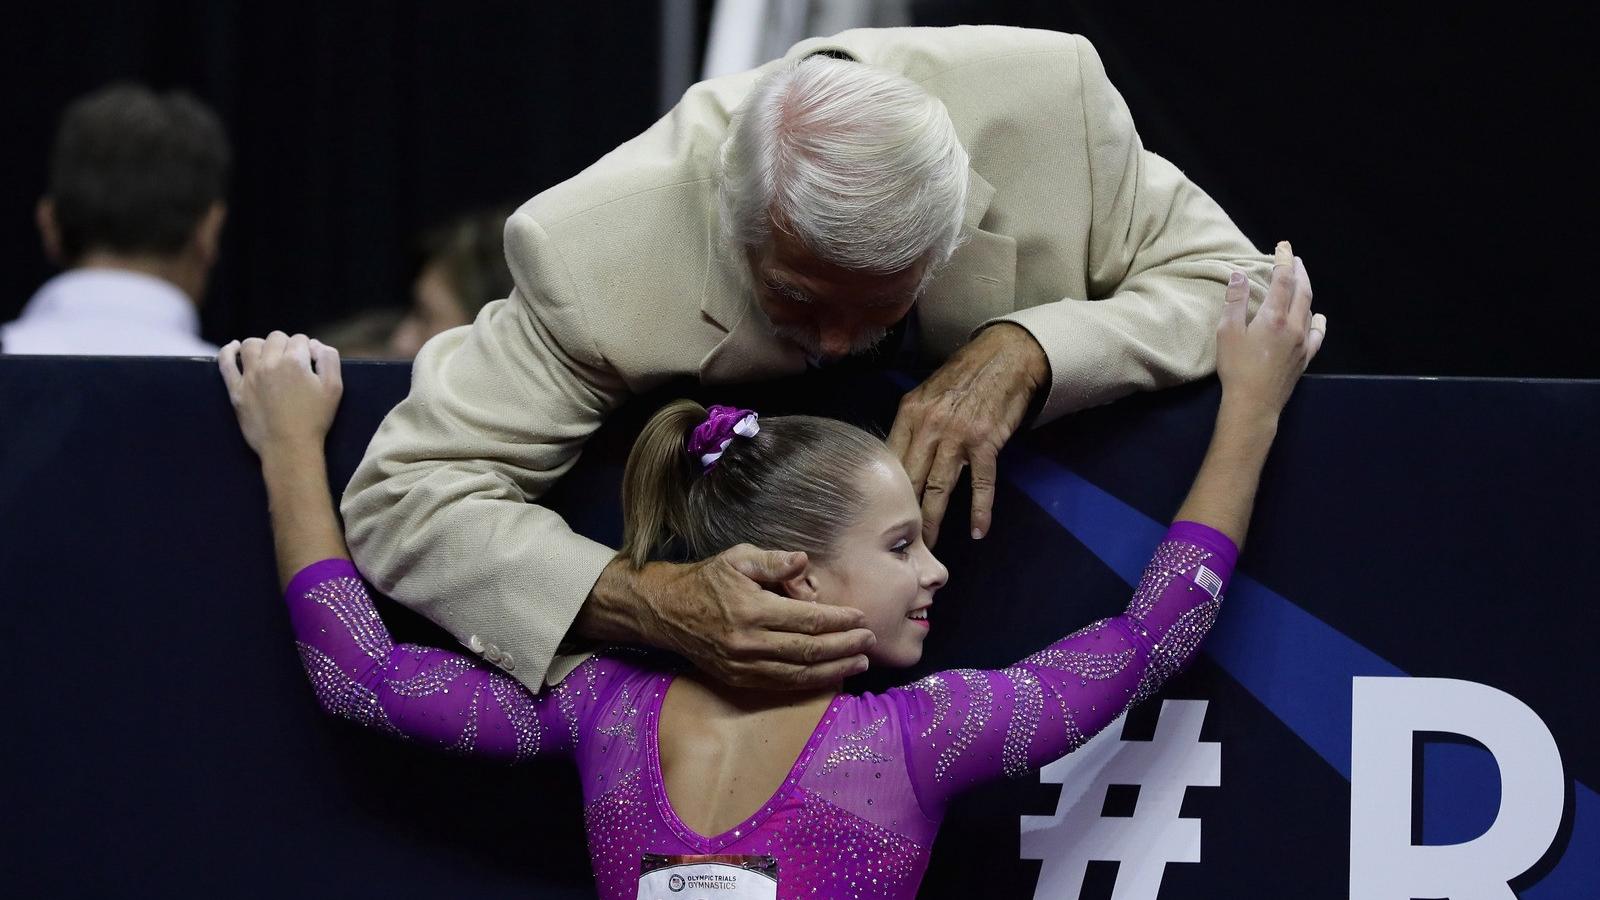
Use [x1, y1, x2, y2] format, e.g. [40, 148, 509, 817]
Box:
[218, 331, 343, 457]
[1216, 240, 1328, 418]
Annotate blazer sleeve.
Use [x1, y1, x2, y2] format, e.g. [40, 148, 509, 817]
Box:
[340, 210, 628, 694]
[985, 34, 1276, 426]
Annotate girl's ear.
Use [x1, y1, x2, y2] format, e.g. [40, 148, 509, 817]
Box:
[780, 569, 822, 602]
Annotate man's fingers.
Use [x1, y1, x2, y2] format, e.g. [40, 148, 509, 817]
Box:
[217, 341, 242, 394]
[968, 448, 997, 540]
[758, 594, 869, 633]
[790, 654, 871, 688]
[761, 628, 877, 665]
[900, 427, 939, 498]
[886, 406, 913, 460]
[919, 442, 965, 548]
[726, 545, 808, 585]
[736, 654, 871, 691]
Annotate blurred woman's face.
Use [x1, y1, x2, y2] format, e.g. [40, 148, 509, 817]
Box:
[791, 454, 949, 668]
[389, 261, 472, 358]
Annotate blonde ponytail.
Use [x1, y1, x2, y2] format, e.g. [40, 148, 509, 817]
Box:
[618, 399, 706, 568]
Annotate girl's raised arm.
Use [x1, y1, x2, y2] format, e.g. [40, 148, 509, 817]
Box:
[219, 333, 604, 761]
[892, 241, 1324, 815]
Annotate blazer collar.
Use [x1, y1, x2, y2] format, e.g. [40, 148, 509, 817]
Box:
[914, 169, 1017, 361]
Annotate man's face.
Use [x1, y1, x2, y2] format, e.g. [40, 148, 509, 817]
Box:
[747, 225, 927, 362]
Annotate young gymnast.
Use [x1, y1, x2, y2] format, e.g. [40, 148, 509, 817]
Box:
[219, 244, 1323, 898]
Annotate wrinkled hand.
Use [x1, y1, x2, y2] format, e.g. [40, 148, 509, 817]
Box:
[218, 331, 343, 456]
[625, 544, 876, 690]
[1216, 241, 1327, 415]
[887, 322, 1048, 547]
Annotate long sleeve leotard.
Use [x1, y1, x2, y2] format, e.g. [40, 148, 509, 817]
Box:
[286, 521, 1236, 898]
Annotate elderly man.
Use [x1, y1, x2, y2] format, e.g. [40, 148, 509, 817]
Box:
[343, 26, 1301, 694]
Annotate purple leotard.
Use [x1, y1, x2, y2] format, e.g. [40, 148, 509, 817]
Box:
[286, 521, 1235, 898]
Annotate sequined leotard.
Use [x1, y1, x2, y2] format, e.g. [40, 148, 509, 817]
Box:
[287, 521, 1234, 898]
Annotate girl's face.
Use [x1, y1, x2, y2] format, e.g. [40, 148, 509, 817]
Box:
[787, 453, 949, 668]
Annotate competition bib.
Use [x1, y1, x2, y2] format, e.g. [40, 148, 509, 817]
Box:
[636, 854, 778, 899]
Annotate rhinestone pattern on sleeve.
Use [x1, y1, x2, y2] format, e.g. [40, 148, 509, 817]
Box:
[1130, 595, 1222, 705]
[447, 682, 482, 754]
[1021, 644, 1135, 680]
[295, 641, 401, 737]
[911, 673, 952, 739]
[383, 654, 475, 697]
[1126, 542, 1211, 621]
[554, 679, 581, 747]
[1060, 696, 1086, 750]
[305, 576, 392, 660]
[999, 667, 1043, 778]
[487, 672, 542, 761]
[934, 669, 993, 782]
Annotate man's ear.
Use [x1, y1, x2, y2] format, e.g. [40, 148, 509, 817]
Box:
[36, 197, 62, 265]
[192, 202, 227, 266]
[780, 569, 821, 602]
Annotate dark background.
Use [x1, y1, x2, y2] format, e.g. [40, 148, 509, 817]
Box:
[2, 1, 1598, 376]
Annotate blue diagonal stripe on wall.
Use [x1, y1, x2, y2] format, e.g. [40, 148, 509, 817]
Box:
[1004, 449, 1594, 896]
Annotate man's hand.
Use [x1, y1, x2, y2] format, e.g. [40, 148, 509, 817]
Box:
[576, 545, 876, 690]
[887, 322, 1048, 547]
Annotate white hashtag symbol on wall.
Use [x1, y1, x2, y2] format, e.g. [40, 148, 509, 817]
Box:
[1020, 699, 1220, 900]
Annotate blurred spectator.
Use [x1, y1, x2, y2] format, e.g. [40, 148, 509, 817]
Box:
[313, 308, 406, 359]
[387, 207, 516, 358]
[0, 84, 230, 355]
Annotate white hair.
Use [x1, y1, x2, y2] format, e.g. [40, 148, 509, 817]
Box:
[717, 56, 970, 274]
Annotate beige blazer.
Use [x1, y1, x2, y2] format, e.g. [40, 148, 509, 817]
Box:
[341, 26, 1275, 692]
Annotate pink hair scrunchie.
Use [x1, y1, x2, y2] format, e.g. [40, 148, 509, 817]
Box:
[686, 405, 760, 472]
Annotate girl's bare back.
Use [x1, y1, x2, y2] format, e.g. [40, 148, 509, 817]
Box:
[658, 674, 836, 836]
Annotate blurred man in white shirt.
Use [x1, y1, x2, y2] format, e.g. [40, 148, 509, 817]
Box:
[1, 84, 230, 356]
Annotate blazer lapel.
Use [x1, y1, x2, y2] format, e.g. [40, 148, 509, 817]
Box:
[696, 301, 808, 385]
[916, 169, 1018, 362]
[697, 262, 808, 385]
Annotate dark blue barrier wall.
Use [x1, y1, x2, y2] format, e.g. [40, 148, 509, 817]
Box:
[2, 357, 1595, 898]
